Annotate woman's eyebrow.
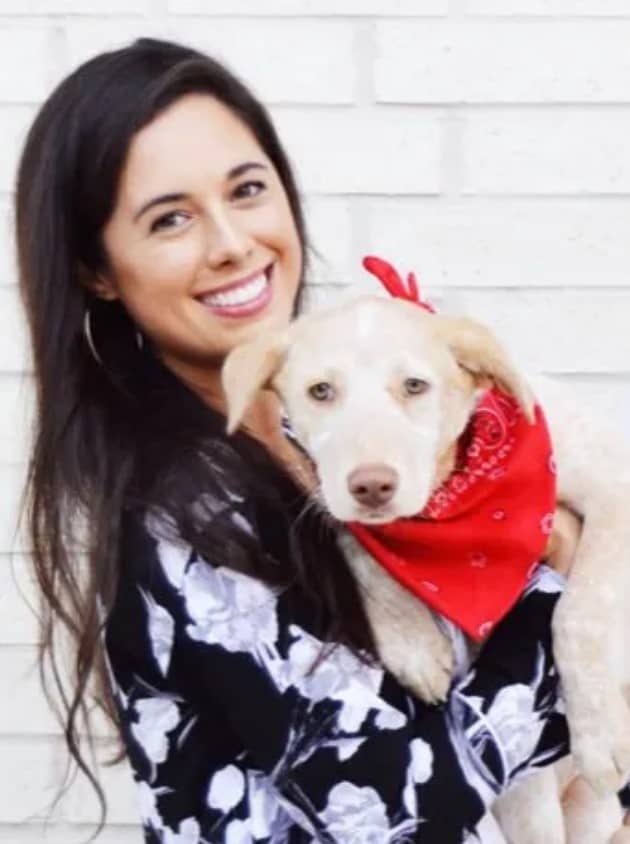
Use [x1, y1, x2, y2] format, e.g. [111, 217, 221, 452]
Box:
[133, 163, 268, 222]
[227, 161, 268, 180]
[134, 192, 187, 222]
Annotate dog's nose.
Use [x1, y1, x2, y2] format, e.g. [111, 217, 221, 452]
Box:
[347, 464, 399, 508]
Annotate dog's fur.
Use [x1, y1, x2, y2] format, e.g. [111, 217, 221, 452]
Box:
[222, 295, 630, 843]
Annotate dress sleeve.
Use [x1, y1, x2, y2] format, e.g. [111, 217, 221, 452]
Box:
[133, 509, 569, 844]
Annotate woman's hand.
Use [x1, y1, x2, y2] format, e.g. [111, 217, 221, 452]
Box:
[545, 505, 583, 578]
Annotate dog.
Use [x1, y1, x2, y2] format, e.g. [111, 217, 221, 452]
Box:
[222, 293, 630, 843]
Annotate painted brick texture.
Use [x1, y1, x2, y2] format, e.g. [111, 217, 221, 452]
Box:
[0, 3, 628, 841]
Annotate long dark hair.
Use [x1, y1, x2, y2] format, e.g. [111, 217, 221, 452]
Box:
[15, 37, 372, 833]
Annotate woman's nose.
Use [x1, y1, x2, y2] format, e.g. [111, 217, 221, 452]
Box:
[203, 210, 254, 268]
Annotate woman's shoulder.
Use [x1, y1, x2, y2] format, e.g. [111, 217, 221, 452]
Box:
[107, 501, 279, 683]
[118, 477, 260, 578]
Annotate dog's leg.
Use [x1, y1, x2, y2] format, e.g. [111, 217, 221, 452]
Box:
[338, 532, 455, 704]
[561, 775, 623, 844]
[471, 812, 509, 844]
[610, 828, 630, 844]
[492, 769, 565, 844]
[550, 505, 630, 795]
[532, 376, 630, 794]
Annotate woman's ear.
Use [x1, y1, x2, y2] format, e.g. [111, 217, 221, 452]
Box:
[78, 263, 119, 301]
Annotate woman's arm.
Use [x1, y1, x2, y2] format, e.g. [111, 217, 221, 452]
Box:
[107, 511, 569, 843]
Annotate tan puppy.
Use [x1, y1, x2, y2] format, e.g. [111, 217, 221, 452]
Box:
[223, 295, 630, 843]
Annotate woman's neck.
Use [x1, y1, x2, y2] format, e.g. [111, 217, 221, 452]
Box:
[163, 354, 315, 489]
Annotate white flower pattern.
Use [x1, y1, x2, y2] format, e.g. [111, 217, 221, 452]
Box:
[163, 817, 201, 844]
[107, 517, 574, 844]
[137, 780, 164, 831]
[281, 624, 404, 734]
[131, 697, 180, 772]
[183, 561, 279, 655]
[224, 819, 254, 844]
[246, 770, 293, 841]
[320, 782, 390, 844]
[410, 738, 434, 784]
[470, 683, 545, 777]
[140, 588, 175, 676]
[208, 765, 246, 813]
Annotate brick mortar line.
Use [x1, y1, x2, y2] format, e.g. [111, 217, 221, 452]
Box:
[0, 14, 150, 23]
[0, 13, 629, 21]
[457, 192, 630, 199]
[463, 14, 630, 21]
[353, 19, 375, 108]
[0, 641, 40, 651]
[0, 825, 142, 833]
[317, 195, 630, 205]
[0, 732, 118, 744]
[148, 14, 449, 20]
[0, 731, 120, 741]
[370, 103, 630, 111]
[5, 100, 630, 109]
[440, 110, 464, 197]
[311, 282, 630, 294]
[0, 14, 447, 22]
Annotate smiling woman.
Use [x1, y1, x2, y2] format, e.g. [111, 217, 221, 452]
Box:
[15, 37, 577, 844]
[95, 93, 302, 406]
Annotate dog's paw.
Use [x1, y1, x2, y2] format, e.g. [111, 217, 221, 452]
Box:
[497, 823, 564, 844]
[379, 630, 455, 705]
[494, 770, 565, 844]
[552, 593, 630, 794]
[571, 689, 630, 796]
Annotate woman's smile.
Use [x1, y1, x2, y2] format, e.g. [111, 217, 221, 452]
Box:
[195, 261, 274, 318]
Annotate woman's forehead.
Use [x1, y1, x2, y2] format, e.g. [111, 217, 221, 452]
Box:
[117, 93, 268, 206]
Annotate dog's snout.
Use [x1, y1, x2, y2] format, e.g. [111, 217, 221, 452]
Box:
[347, 464, 399, 509]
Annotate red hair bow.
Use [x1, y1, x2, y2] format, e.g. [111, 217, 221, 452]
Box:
[362, 255, 435, 314]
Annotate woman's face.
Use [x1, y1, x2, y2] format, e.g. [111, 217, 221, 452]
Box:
[100, 93, 303, 389]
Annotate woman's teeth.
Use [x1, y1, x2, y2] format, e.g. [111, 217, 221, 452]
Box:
[201, 273, 268, 308]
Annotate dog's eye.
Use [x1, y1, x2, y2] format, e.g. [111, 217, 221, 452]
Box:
[404, 377, 430, 396]
[308, 382, 335, 402]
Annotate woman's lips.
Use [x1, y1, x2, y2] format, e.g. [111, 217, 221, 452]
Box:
[197, 264, 273, 318]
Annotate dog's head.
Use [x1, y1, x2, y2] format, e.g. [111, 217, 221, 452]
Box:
[222, 296, 534, 524]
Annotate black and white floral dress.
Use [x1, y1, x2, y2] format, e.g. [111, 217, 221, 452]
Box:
[105, 504, 573, 844]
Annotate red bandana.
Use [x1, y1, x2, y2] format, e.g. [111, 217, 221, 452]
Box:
[349, 257, 557, 641]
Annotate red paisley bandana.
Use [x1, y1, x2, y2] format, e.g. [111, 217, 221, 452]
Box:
[349, 257, 557, 641]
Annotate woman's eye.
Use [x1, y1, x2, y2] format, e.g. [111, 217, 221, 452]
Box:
[150, 211, 190, 233]
[308, 382, 335, 402]
[404, 377, 430, 396]
[233, 180, 266, 201]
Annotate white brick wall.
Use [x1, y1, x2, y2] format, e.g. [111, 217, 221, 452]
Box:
[375, 22, 630, 102]
[0, 2, 628, 840]
[469, 0, 630, 15]
[463, 110, 630, 194]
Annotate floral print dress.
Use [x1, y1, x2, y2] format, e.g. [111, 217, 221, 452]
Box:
[105, 505, 572, 844]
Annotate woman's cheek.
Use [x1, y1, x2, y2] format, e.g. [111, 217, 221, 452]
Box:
[250, 200, 297, 246]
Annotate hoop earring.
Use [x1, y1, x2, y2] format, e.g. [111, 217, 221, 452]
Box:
[84, 308, 144, 365]
[83, 308, 104, 367]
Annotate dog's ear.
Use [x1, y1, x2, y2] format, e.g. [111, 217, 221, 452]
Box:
[436, 315, 536, 423]
[222, 331, 289, 434]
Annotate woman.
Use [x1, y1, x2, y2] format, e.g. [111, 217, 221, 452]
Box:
[15, 37, 580, 843]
